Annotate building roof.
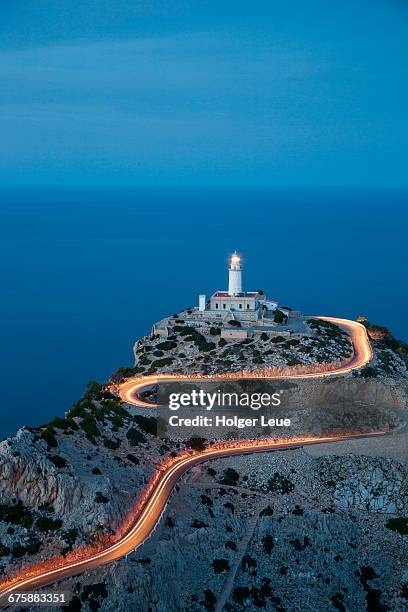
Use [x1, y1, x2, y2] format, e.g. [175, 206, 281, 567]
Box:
[212, 291, 258, 298]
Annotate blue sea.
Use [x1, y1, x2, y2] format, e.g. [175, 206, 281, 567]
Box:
[1, 188, 407, 438]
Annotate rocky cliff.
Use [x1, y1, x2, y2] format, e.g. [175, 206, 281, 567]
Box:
[0, 319, 407, 611]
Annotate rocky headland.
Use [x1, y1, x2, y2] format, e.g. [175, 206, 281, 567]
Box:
[0, 317, 407, 611]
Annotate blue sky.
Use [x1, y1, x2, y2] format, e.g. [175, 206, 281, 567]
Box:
[1, 1, 407, 188]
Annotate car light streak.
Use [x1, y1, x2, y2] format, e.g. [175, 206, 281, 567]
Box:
[0, 316, 375, 606]
[118, 317, 372, 408]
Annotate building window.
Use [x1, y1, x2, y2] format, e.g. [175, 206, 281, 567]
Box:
[239, 303, 242, 309]
[215, 303, 219, 309]
[223, 303, 226, 309]
[246, 304, 249, 309]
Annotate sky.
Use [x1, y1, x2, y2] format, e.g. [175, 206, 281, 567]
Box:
[0, 0, 407, 188]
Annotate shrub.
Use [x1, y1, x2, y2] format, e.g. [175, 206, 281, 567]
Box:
[266, 472, 294, 494]
[48, 454, 67, 468]
[225, 540, 237, 551]
[201, 589, 216, 611]
[151, 357, 174, 369]
[156, 341, 177, 351]
[102, 399, 129, 418]
[191, 519, 208, 529]
[308, 318, 345, 338]
[220, 468, 239, 486]
[262, 534, 274, 554]
[200, 494, 213, 507]
[209, 327, 221, 336]
[228, 320, 241, 327]
[186, 436, 206, 451]
[290, 536, 311, 551]
[200, 340, 216, 352]
[80, 415, 100, 438]
[0, 502, 33, 527]
[40, 427, 58, 448]
[386, 517, 408, 535]
[260, 333, 269, 341]
[112, 415, 123, 429]
[62, 528, 78, 554]
[92, 467, 102, 475]
[81, 582, 108, 603]
[48, 416, 69, 430]
[365, 322, 389, 334]
[219, 338, 227, 347]
[103, 438, 120, 450]
[84, 381, 104, 400]
[36, 516, 63, 532]
[12, 544, 26, 558]
[139, 356, 151, 365]
[212, 558, 230, 573]
[126, 427, 146, 446]
[179, 327, 215, 351]
[360, 366, 378, 378]
[68, 401, 88, 419]
[26, 538, 41, 555]
[20, 514, 33, 528]
[274, 310, 286, 324]
[233, 587, 251, 605]
[287, 357, 301, 366]
[242, 554, 257, 570]
[179, 326, 196, 336]
[112, 366, 142, 381]
[0, 544, 10, 557]
[95, 492, 109, 504]
[126, 453, 140, 465]
[270, 336, 286, 343]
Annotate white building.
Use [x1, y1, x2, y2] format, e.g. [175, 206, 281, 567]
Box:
[196, 253, 278, 323]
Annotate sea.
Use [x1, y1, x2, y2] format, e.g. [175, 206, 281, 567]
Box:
[0, 188, 407, 438]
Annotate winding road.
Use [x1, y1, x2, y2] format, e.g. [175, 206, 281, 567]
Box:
[0, 317, 375, 606]
[118, 317, 373, 407]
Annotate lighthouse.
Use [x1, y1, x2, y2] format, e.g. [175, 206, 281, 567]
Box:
[194, 252, 279, 321]
[228, 252, 242, 296]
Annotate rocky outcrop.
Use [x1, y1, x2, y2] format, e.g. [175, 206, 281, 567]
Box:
[0, 428, 137, 532]
[39, 445, 408, 612]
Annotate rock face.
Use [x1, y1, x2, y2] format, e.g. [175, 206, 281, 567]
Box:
[0, 316, 407, 610]
[0, 429, 84, 516]
[0, 397, 167, 584]
[132, 316, 355, 376]
[323, 455, 406, 514]
[0, 428, 142, 531]
[31, 446, 408, 612]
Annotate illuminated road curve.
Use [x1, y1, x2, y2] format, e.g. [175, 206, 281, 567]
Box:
[0, 434, 384, 605]
[0, 317, 374, 605]
[119, 317, 373, 408]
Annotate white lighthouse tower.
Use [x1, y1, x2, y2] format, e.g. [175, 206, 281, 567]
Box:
[228, 252, 242, 296]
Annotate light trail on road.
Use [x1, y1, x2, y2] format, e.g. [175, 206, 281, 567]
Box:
[0, 316, 374, 606]
[118, 317, 372, 408]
